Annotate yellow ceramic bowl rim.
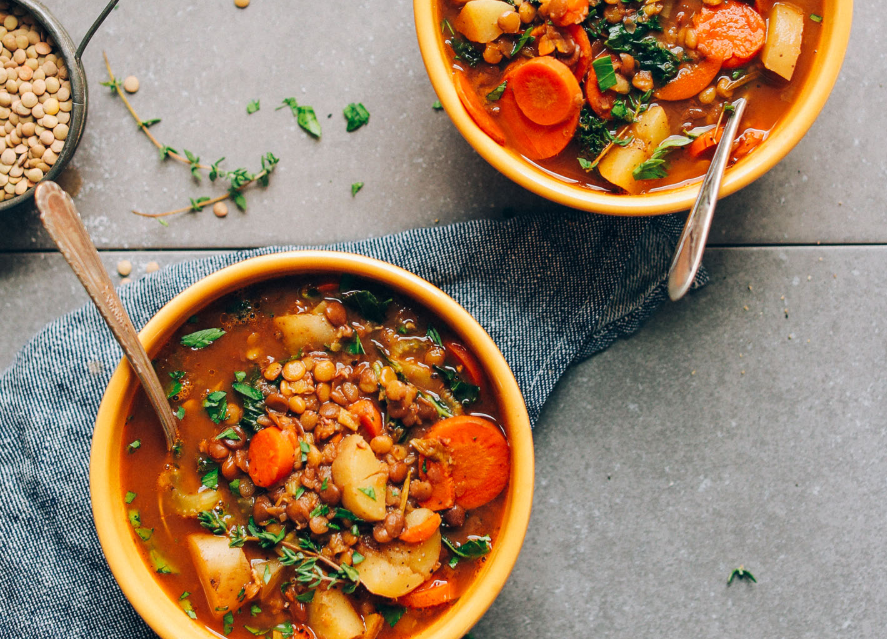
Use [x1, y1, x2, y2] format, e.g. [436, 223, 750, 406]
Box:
[90, 251, 534, 639]
[415, 0, 853, 215]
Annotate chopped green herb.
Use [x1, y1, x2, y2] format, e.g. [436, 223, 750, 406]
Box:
[320, 477, 329, 491]
[203, 391, 229, 424]
[427, 325, 443, 346]
[197, 510, 227, 535]
[223, 611, 234, 635]
[180, 598, 197, 619]
[150, 549, 175, 574]
[309, 503, 330, 518]
[278, 97, 322, 138]
[351, 551, 365, 565]
[300, 440, 310, 463]
[140, 118, 161, 128]
[179, 591, 191, 600]
[181, 328, 226, 349]
[246, 99, 260, 114]
[377, 603, 406, 628]
[126, 439, 141, 454]
[250, 604, 262, 617]
[295, 590, 315, 603]
[135, 527, 153, 541]
[632, 135, 694, 180]
[234, 371, 247, 382]
[810, 13, 822, 22]
[214, 427, 240, 441]
[339, 286, 392, 323]
[175, 406, 186, 419]
[189, 196, 211, 212]
[443, 535, 492, 568]
[592, 56, 617, 92]
[343, 102, 370, 132]
[511, 27, 535, 57]
[434, 365, 480, 405]
[233, 381, 263, 401]
[432, 100, 443, 110]
[486, 81, 507, 101]
[201, 467, 219, 490]
[166, 370, 185, 398]
[358, 487, 377, 500]
[728, 565, 757, 585]
[346, 332, 365, 355]
[351, 181, 364, 197]
[125, 491, 136, 503]
[263, 563, 272, 584]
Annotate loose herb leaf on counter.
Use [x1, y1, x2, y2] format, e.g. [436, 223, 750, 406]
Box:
[344, 102, 370, 132]
[246, 99, 260, 114]
[728, 565, 757, 585]
[278, 98, 322, 139]
[351, 182, 364, 197]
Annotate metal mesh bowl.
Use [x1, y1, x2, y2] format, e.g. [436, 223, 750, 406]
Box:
[0, 0, 117, 211]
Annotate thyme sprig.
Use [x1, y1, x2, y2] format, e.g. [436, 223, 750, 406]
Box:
[102, 52, 280, 220]
[727, 565, 757, 585]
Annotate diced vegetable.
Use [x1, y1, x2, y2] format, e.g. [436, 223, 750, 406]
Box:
[349, 399, 383, 437]
[454, 71, 506, 146]
[331, 435, 388, 521]
[564, 24, 592, 83]
[187, 534, 251, 618]
[158, 468, 221, 517]
[247, 426, 296, 488]
[307, 588, 365, 639]
[274, 313, 338, 355]
[400, 577, 458, 609]
[510, 56, 583, 127]
[598, 105, 670, 193]
[761, 3, 805, 80]
[354, 528, 442, 598]
[654, 56, 723, 101]
[453, 0, 515, 43]
[693, 0, 767, 69]
[688, 126, 724, 158]
[399, 508, 442, 544]
[496, 84, 581, 160]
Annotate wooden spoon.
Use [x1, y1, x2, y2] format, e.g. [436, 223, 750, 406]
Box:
[35, 181, 178, 450]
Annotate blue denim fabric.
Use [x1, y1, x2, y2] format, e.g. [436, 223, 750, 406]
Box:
[0, 212, 704, 637]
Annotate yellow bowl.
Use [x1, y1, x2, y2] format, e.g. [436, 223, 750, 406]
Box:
[415, 0, 853, 215]
[90, 251, 534, 639]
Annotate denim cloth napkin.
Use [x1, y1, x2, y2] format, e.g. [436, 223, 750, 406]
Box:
[0, 212, 704, 637]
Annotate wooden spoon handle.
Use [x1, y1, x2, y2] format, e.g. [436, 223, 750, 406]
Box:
[35, 181, 178, 450]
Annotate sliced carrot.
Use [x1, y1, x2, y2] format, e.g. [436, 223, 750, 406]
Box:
[247, 427, 295, 488]
[693, 0, 766, 69]
[654, 55, 723, 101]
[422, 415, 510, 510]
[564, 24, 592, 83]
[399, 511, 442, 544]
[496, 84, 581, 161]
[584, 54, 618, 120]
[443, 339, 483, 387]
[418, 458, 456, 511]
[400, 578, 457, 609]
[688, 126, 724, 158]
[510, 56, 582, 127]
[453, 71, 506, 146]
[548, 0, 589, 27]
[732, 128, 765, 160]
[349, 399, 383, 438]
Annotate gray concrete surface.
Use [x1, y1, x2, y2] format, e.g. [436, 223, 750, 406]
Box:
[0, 0, 884, 636]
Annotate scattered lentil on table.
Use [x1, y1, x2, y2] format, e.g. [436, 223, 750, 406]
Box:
[0, 1, 72, 200]
[122, 75, 139, 94]
[234, 0, 250, 7]
[116, 259, 132, 277]
[212, 201, 228, 218]
[145, 261, 160, 273]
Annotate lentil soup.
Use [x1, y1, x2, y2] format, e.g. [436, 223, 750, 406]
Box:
[119, 276, 510, 639]
[440, 0, 824, 194]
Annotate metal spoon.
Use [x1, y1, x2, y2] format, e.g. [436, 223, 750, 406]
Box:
[667, 97, 748, 301]
[35, 181, 178, 450]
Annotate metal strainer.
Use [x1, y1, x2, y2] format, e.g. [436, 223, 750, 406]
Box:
[0, 0, 118, 211]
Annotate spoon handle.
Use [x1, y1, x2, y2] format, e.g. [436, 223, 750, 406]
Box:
[35, 181, 178, 450]
[667, 97, 748, 301]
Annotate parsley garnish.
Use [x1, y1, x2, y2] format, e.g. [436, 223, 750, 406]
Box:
[125, 491, 136, 503]
[486, 81, 507, 101]
[443, 535, 492, 568]
[632, 135, 693, 180]
[181, 328, 226, 348]
[343, 102, 370, 132]
[728, 565, 757, 585]
[233, 381, 263, 401]
[278, 98, 321, 138]
[592, 56, 617, 92]
[250, 604, 262, 617]
[203, 391, 228, 424]
[511, 26, 535, 57]
[167, 370, 185, 399]
[246, 99, 260, 114]
[126, 439, 141, 454]
[377, 603, 406, 627]
[222, 611, 234, 635]
[351, 181, 364, 197]
[175, 406, 185, 419]
[201, 467, 219, 490]
[357, 487, 377, 500]
[214, 427, 241, 441]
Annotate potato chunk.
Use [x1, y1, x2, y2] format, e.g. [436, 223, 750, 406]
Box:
[761, 3, 804, 81]
[598, 105, 670, 193]
[307, 588, 364, 639]
[354, 528, 442, 598]
[331, 435, 387, 521]
[187, 534, 251, 619]
[454, 0, 515, 43]
[273, 313, 337, 355]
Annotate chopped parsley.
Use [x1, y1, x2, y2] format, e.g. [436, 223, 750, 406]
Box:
[124, 491, 136, 503]
[357, 487, 377, 500]
[592, 56, 617, 92]
[632, 135, 693, 180]
[180, 327, 226, 349]
[343, 102, 370, 132]
[377, 603, 406, 628]
[246, 99, 260, 114]
[126, 439, 141, 454]
[486, 81, 507, 101]
[167, 370, 185, 398]
[201, 467, 219, 490]
[443, 535, 492, 568]
[351, 182, 364, 197]
[203, 391, 228, 424]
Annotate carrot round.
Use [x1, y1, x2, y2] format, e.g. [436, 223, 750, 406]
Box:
[453, 71, 506, 146]
[688, 126, 724, 158]
[349, 399, 383, 438]
[548, 0, 589, 27]
[399, 512, 442, 544]
[654, 56, 723, 101]
[693, 0, 766, 69]
[422, 415, 510, 510]
[247, 427, 295, 488]
[496, 84, 581, 161]
[565, 25, 592, 83]
[401, 578, 457, 609]
[443, 339, 483, 387]
[510, 57, 582, 127]
[732, 128, 765, 160]
[585, 54, 617, 120]
[418, 459, 456, 512]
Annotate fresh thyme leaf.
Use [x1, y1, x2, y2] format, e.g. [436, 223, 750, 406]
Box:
[100, 78, 121, 90]
[189, 196, 210, 212]
[181, 327, 226, 348]
[610, 99, 634, 123]
[209, 157, 225, 181]
[201, 467, 219, 490]
[592, 56, 617, 92]
[203, 391, 228, 424]
[229, 188, 247, 211]
[486, 81, 507, 101]
[632, 135, 693, 180]
[158, 145, 178, 160]
[351, 181, 364, 197]
[197, 510, 227, 535]
[343, 102, 370, 132]
[578, 158, 593, 171]
[126, 439, 141, 454]
[140, 118, 161, 128]
[183, 149, 201, 181]
[125, 491, 136, 503]
[247, 517, 286, 548]
[157, 218, 169, 227]
[432, 100, 443, 110]
[728, 565, 757, 585]
[377, 603, 406, 627]
[511, 27, 535, 57]
[246, 99, 260, 114]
